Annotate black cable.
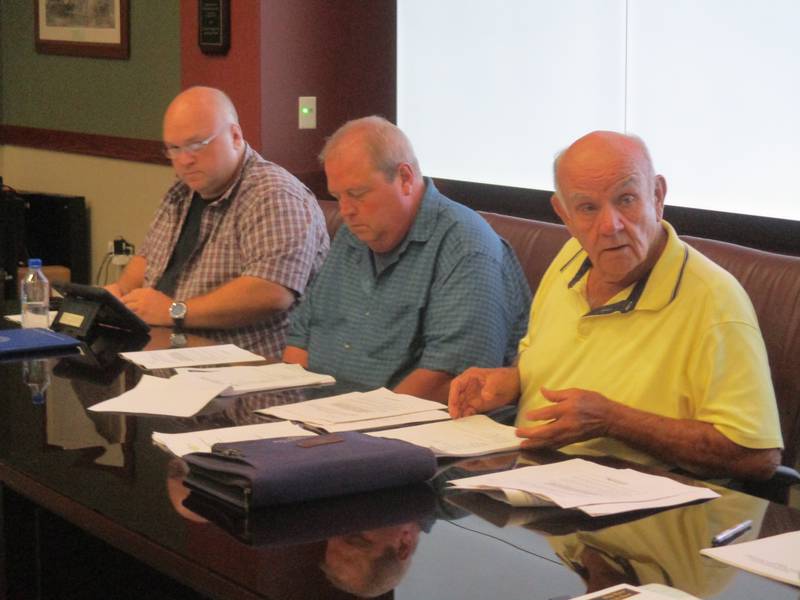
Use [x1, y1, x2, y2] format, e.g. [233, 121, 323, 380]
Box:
[442, 518, 564, 566]
[102, 252, 114, 285]
[95, 252, 112, 285]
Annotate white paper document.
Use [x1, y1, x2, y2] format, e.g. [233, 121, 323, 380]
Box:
[120, 344, 264, 370]
[700, 530, 800, 587]
[152, 421, 314, 457]
[448, 458, 719, 516]
[320, 410, 450, 432]
[4, 311, 58, 326]
[174, 363, 335, 396]
[88, 374, 228, 417]
[368, 415, 520, 457]
[571, 583, 700, 599]
[257, 388, 447, 430]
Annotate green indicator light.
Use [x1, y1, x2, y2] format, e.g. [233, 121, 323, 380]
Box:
[301, 107, 311, 115]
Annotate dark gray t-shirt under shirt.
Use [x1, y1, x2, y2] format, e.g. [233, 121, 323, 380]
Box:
[155, 193, 205, 298]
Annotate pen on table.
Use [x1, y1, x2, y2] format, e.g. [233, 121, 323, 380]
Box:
[711, 519, 753, 546]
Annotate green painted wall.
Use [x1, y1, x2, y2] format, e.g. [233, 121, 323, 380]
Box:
[1, 1, 180, 139]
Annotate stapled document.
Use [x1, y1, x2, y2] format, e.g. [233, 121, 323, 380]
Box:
[120, 344, 263, 370]
[448, 458, 719, 516]
[257, 388, 448, 430]
[174, 363, 334, 395]
[368, 414, 520, 457]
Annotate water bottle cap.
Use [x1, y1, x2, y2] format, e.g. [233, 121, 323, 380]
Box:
[28, 258, 42, 268]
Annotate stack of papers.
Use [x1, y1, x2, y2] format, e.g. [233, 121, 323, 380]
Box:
[257, 388, 449, 432]
[448, 458, 719, 516]
[700, 530, 800, 587]
[120, 344, 263, 370]
[368, 415, 520, 457]
[153, 421, 314, 457]
[88, 374, 228, 417]
[174, 363, 335, 396]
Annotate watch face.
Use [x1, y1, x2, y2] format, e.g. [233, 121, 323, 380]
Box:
[170, 302, 187, 320]
[170, 332, 188, 348]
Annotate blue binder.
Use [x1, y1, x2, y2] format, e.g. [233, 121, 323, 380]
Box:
[0, 327, 80, 358]
[183, 432, 438, 510]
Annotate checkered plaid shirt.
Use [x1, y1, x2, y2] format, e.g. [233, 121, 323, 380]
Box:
[139, 145, 329, 358]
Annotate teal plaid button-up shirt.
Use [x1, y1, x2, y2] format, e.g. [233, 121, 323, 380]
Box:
[287, 180, 531, 389]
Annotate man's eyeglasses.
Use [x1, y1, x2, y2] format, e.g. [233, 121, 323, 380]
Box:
[163, 130, 220, 159]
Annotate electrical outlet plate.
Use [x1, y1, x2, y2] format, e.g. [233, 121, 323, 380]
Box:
[298, 96, 317, 129]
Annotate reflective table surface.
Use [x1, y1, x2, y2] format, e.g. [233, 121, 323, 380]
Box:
[1, 325, 798, 599]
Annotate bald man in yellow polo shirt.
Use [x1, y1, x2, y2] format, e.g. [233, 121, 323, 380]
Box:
[449, 131, 783, 481]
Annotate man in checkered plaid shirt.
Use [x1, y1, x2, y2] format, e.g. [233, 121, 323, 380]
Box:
[107, 87, 329, 358]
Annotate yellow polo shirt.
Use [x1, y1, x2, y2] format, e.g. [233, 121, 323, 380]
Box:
[516, 221, 783, 467]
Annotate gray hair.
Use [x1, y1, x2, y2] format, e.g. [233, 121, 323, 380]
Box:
[319, 116, 421, 181]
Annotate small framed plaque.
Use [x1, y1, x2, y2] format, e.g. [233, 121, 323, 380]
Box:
[198, 0, 230, 55]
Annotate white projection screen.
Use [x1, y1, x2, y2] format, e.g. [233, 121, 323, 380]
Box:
[398, 0, 800, 221]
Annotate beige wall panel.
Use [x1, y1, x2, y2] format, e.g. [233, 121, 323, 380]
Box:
[0, 146, 175, 283]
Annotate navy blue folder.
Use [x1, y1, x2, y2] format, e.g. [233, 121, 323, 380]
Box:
[0, 327, 80, 358]
[183, 432, 438, 510]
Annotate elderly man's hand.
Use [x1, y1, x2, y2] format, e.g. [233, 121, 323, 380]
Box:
[448, 366, 520, 418]
[517, 387, 615, 449]
[121, 287, 173, 326]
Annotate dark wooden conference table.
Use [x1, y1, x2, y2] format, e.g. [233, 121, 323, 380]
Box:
[0, 325, 798, 599]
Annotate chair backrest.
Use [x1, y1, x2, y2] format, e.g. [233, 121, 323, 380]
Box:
[316, 199, 800, 470]
[680, 235, 800, 470]
[319, 199, 344, 239]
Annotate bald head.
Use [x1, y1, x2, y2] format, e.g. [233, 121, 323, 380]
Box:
[553, 131, 655, 205]
[320, 116, 421, 181]
[549, 130, 667, 294]
[164, 86, 239, 130]
[162, 87, 244, 199]
[323, 522, 420, 597]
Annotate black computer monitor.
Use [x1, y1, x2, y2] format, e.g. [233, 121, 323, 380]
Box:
[0, 183, 27, 304]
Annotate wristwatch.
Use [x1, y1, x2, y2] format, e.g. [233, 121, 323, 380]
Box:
[169, 301, 188, 332]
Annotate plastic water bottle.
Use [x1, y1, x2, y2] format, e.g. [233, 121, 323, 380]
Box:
[23, 359, 51, 405]
[20, 258, 50, 329]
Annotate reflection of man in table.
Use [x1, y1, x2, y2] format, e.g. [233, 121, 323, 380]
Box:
[547, 490, 766, 596]
[322, 521, 423, 598]
[107, 86, 329, 358]
[449, 131, 783, 480]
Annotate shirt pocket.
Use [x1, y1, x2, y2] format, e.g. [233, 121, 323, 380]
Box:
[190, 235, 243, 292]
[358, 300, 425, 363]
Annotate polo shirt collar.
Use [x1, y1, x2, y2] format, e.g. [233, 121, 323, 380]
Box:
[559, 220, 688, 315]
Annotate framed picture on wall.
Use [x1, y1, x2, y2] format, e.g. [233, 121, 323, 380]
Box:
[34, 0, 130, 59]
